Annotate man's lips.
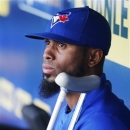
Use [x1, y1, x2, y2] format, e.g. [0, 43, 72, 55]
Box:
[42, 64, 55, 74]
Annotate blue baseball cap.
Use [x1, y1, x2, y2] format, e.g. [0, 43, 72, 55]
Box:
[25, 6, 111, 55]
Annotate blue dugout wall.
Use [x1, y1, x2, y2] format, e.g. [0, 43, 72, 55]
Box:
[0, 0, 130, 129]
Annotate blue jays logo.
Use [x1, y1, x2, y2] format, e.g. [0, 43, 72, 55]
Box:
[51, 12, 71, 28]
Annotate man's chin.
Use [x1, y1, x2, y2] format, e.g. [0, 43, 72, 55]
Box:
[39, 78, 60, 98]
[44, 73, 56, 82]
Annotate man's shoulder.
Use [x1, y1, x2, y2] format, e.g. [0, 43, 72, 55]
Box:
[77, 112, 129, 130]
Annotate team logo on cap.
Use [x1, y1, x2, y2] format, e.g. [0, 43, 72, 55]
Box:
[51, 12, 71, 28]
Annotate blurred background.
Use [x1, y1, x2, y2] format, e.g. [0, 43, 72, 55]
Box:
[0, 0, 130, 129]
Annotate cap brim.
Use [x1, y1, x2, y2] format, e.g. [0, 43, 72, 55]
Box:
[25, 33, 45, 40]
[25, 32, 81, 46]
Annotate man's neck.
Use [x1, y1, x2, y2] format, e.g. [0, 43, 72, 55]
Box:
[66, 93, 80, 110]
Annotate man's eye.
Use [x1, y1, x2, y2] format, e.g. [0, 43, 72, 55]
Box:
[45, 40, 50, 46]
[58, 43, 66, 48]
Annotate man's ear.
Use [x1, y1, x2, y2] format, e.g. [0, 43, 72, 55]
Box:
[88, 49, 103, 67]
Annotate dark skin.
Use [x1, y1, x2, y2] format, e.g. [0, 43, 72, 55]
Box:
[42, 39, 105, 109]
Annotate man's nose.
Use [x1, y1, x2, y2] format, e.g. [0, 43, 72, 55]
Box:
[43, 47, 55, 60]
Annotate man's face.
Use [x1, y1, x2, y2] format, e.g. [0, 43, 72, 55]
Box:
[39, 39, 88, 98]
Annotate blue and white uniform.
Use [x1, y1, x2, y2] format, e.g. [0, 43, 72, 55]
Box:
[54, 73, 130, 130]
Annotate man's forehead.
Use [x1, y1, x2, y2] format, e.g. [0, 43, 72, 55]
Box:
[44, 38, 66, 44]
[44, 38, 91, 50]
